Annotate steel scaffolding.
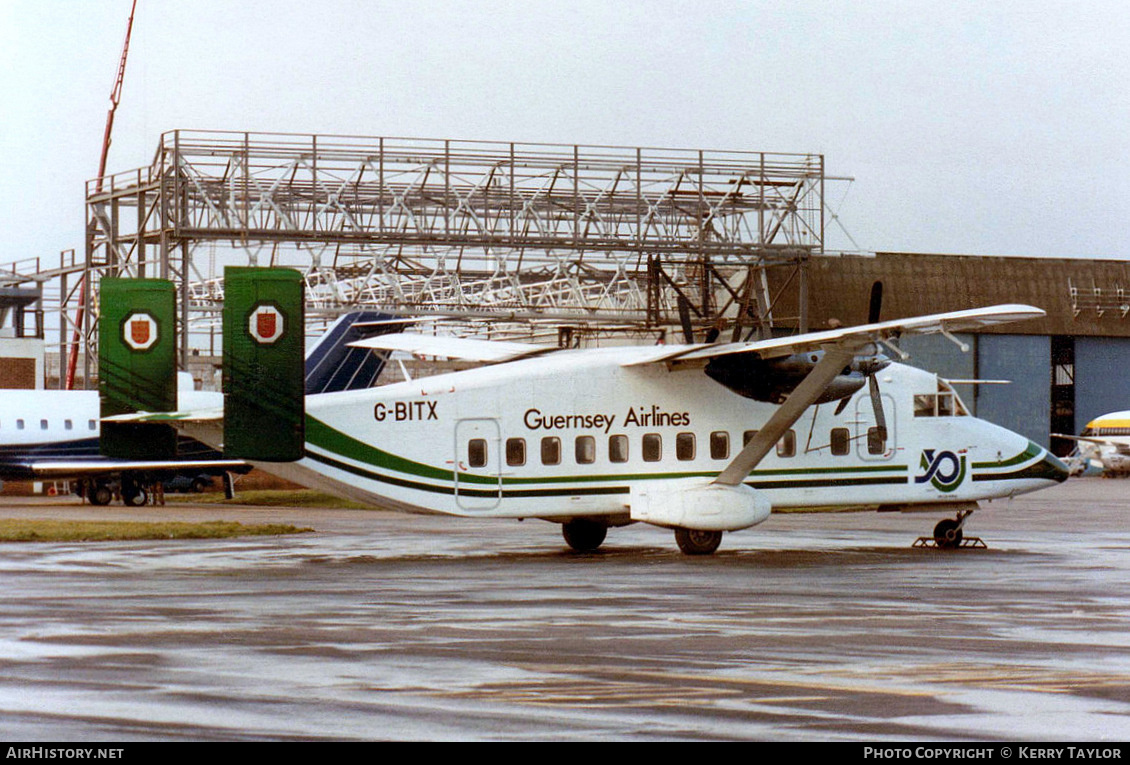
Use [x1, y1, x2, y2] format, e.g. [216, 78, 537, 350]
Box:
[72, 130, 824, 380]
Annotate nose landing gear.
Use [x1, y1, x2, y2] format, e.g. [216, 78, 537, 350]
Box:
[913, 509, 987, 549]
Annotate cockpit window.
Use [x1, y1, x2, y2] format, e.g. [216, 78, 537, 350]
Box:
[913, 379, 969, 417]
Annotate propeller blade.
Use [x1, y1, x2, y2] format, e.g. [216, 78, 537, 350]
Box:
[868, 374, 888, 442]
[868, 280, 884, 324]
[677, 295, 695, 344]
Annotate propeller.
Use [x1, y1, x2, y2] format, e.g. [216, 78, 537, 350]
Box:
[677, 295, 695, 344]
[862, 281, 888, 442]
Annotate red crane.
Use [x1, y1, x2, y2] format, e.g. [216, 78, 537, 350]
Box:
[66, 0, 138, 389]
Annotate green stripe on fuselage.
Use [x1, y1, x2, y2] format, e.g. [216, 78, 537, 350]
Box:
[304, 415, 909, 495]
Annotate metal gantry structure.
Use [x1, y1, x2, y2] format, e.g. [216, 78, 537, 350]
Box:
[64, 130, 826, 383]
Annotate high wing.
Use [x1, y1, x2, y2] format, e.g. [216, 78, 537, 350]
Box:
[1051, 434, 1130, 456]
[625, 304, 1044, 367]
[656, 304, 1047, 487]
[0, 456, 247, 481]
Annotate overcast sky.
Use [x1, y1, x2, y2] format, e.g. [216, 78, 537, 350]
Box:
[1, 0, 1128, 269]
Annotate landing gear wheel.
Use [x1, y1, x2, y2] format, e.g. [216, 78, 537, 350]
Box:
[933, 518, 964, 549]
[123, 488, 148, 507]
[562, 519, 607, 552]
[89, 484, 113, 506]
[675, 528, 723, 556]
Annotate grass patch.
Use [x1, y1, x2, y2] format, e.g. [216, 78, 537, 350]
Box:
[171, 489, 371, 509]
[0, 519, 314, 542]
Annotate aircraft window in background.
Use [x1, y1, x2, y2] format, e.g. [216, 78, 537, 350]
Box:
[16, 419, 24, 430]
[830, 427, 851, 456]
[676, 432, 695, 461]
[743, 430, 757, 445]
[88, 420, 96, 430]
[575, 435, 596, 464]
[541, 437, 561, 466]
[40, 420, 48, 430]
[777, 429, 796, 458]
[609, 434, 628, 463]
[710, 431, 729, 460]
[468, 439, 487, 468]
[506, 438, 526, 466]
[642, 433, 662, 462]
[65, 420, 73, 430]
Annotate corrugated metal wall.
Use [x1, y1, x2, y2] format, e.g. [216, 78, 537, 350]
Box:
[1074, 337, 1130, 431]
[975, 335, 1051, 447]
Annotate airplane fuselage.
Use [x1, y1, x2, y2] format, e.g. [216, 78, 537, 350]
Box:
[260, 345, 1065, 524]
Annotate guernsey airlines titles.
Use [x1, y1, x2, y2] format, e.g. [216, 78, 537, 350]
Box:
[522, 405, 690, 434]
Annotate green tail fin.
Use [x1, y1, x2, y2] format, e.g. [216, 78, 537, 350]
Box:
[98, 278, 178, 458]
[222, 267, 305, 461]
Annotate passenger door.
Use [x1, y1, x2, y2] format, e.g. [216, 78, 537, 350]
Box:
[454, 418, 502, 511]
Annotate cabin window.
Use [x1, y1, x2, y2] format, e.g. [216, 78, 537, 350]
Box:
[65, 419, 73, 430]
[541, 437, 561, 465]
[776, 429, 796, 458]
[506, 438, 526, 466]
[16, 419, 24, 430]
[642, 433, 662, 462]
[914, 394, 935, 417]
[609, 434, 629, 463]
[743, 430, 758, 446]
[468, 439, 488, 468]
[575, 435, 596, 464]
[915, 381, 970, 417]
[937, 393, 954, 417]
[40, 419, 48, 430]
[867, 426, 887, 455]
[710, 431, 729, 460]
[88, 420, 96, 430]
[830, 427, 851, 456]
[676, 432, 695, 461]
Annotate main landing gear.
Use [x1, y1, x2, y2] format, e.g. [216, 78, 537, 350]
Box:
[561, 518, 607, 552]
[561, 518, 725, 556]
[913, 509, 987, 550]
[674, 528, 723, 556]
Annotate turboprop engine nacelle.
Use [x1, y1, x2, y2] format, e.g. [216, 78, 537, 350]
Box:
[629, 478, 771, 531]
[704, 350, 889, 405]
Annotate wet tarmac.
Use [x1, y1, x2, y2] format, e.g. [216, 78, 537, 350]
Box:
[0, 479, 1128, 741]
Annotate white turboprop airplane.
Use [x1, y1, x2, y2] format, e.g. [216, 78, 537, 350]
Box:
[1053, 411, 1130, 476]
[129, 292, 1068, 555]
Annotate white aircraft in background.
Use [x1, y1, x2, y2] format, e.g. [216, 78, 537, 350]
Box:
[124, 277, 1068, 554]
[1054, 411, 1130, 476]
[0, 375, 246, 505]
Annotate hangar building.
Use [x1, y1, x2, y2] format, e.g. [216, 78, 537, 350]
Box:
[770, 251, 1130, 453]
